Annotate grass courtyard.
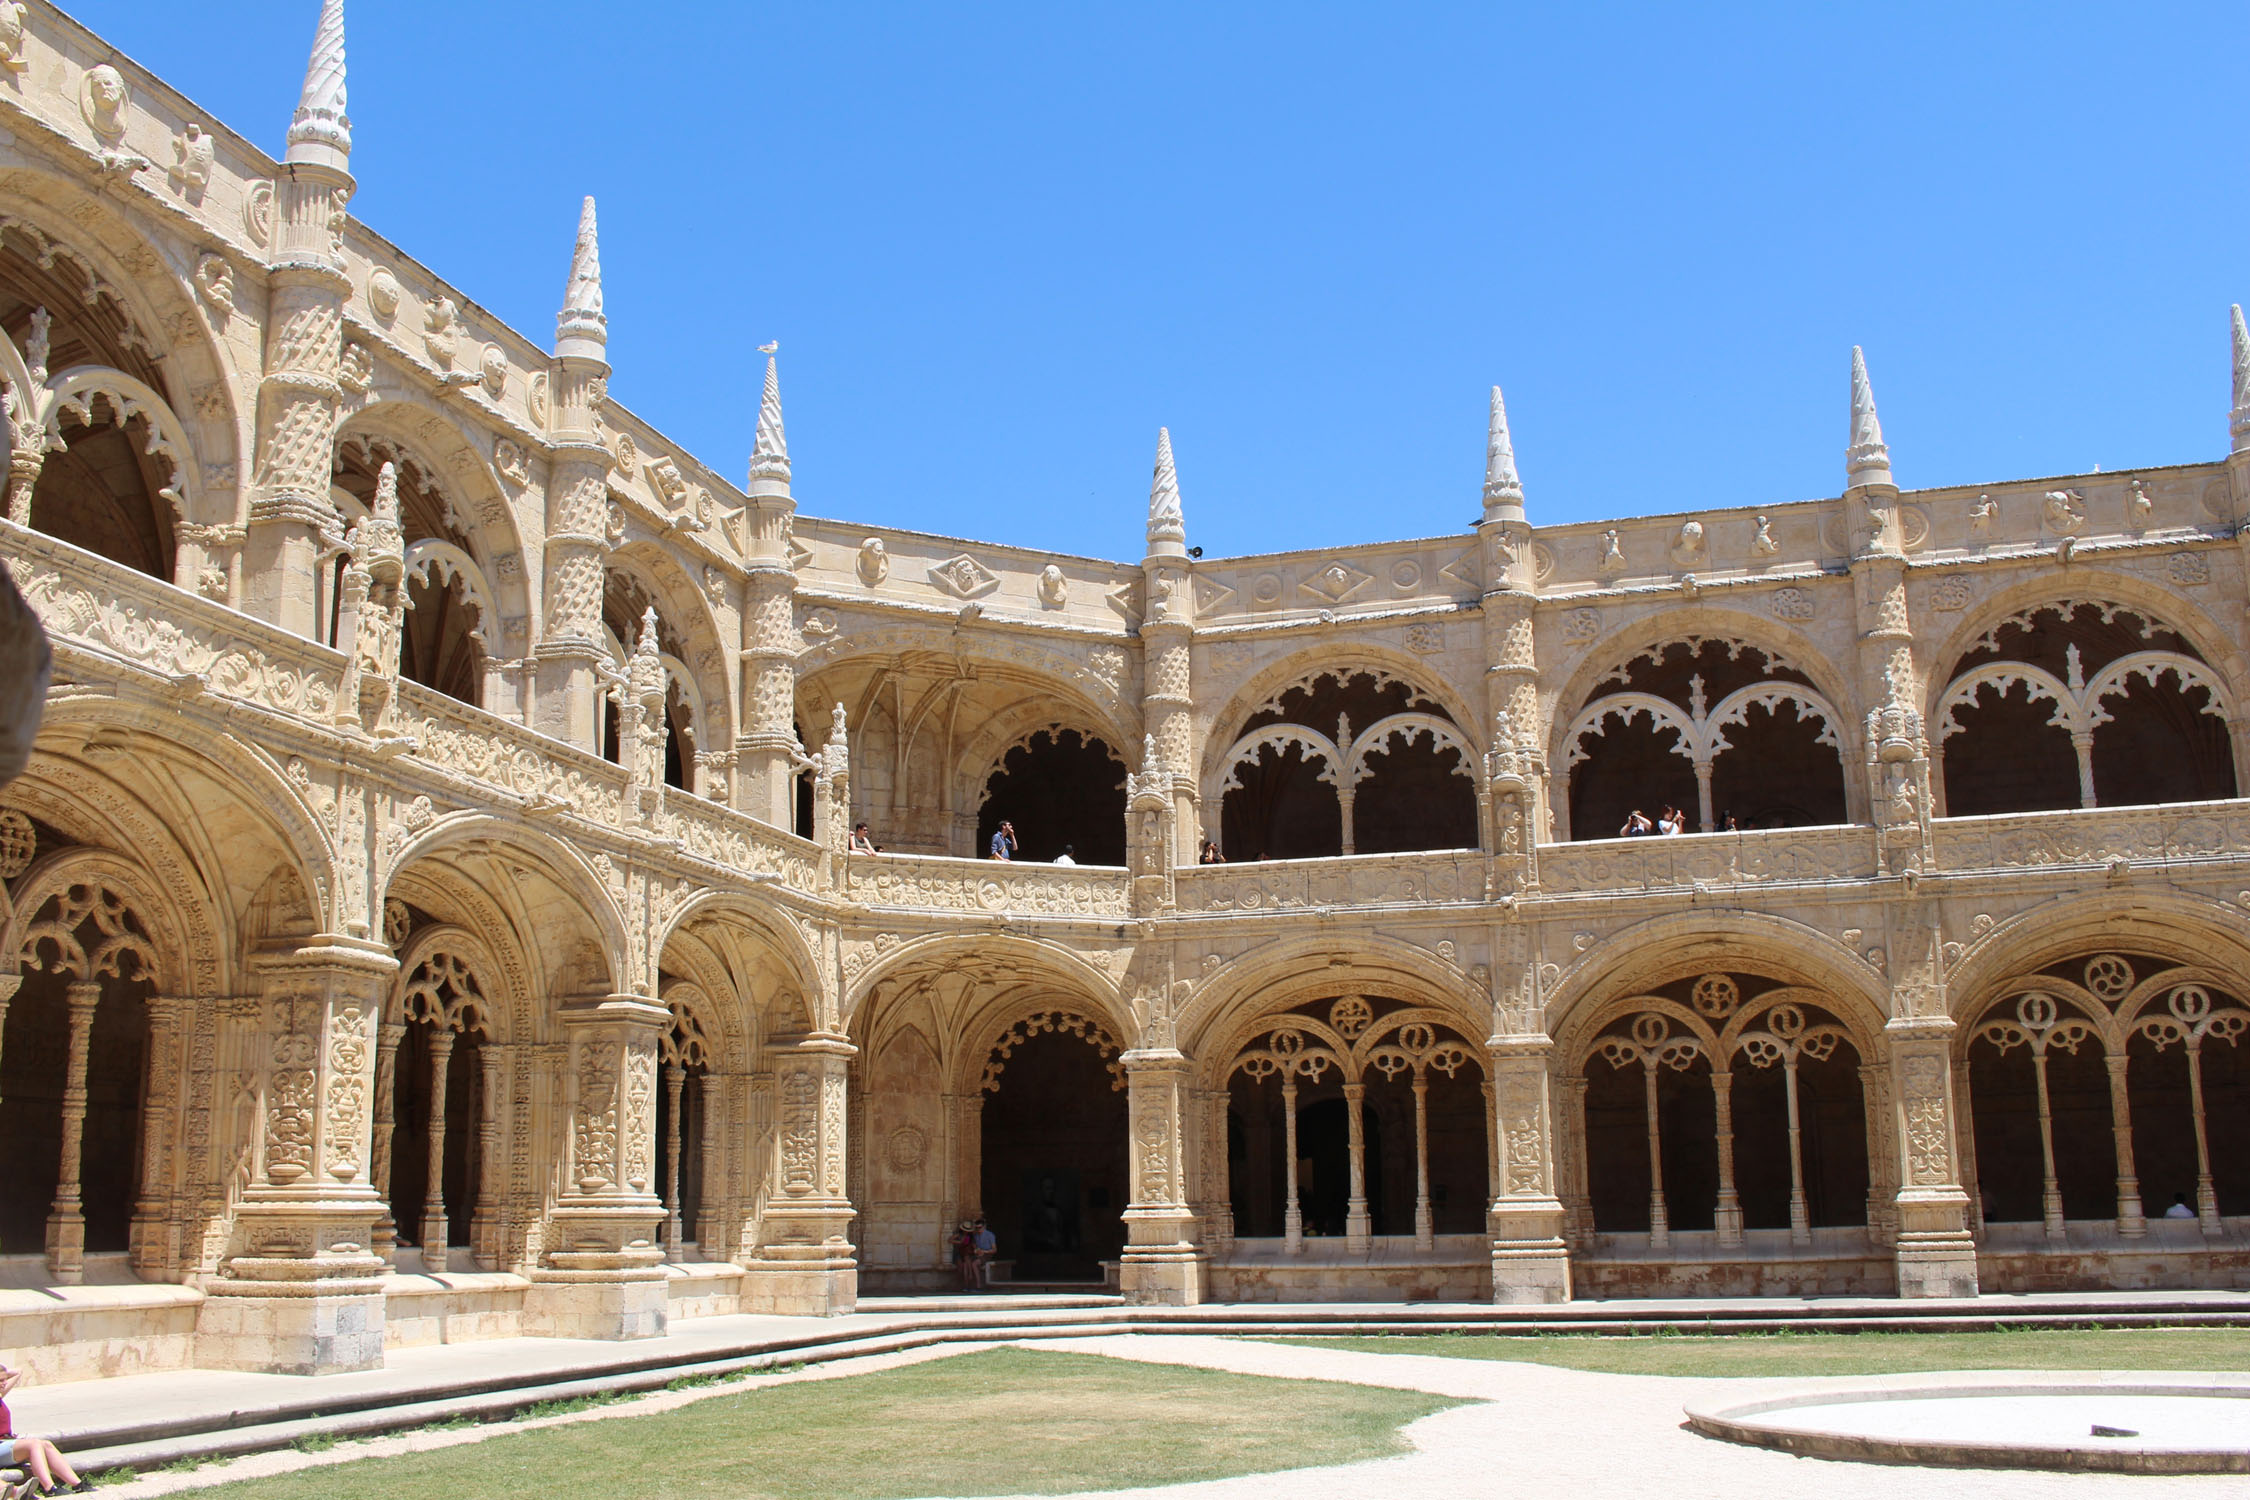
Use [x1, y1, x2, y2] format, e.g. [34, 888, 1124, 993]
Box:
[1273, 1325, 2250, 1377]
[196, 1348, 1457, 1500]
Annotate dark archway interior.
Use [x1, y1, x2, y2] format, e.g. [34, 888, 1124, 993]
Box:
[1351, 740, 1478, 853]
[1297, 1094, 1379, 1236]
[2128, 1035, 2250, 1217]
[1706, 702, 1850, 830]
[1968, 1032, 2118, 1223]
[979, 1027, 1126, 1279]
[335, 446, 487, 708]
[387, 1023, 485, 1249]
[653, 1068, 708, 1244]
[976, 728, 1126, 864]
[1221, 741, 1342, 861]
[0, 965, 146, 1254]
[1729, 1042, 1870, 1228]
[1568, 639, 1830, 839]
[1941, 683, 2079, 816]
[1583, 1055, 1718, 1232]
[1221, 669, 1468, 861]
[29, 412, 176, 581]
[1942, 602, 2235, 816]
[1568, 718, 1698, 842]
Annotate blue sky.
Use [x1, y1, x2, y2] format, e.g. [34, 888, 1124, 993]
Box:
[83, 2, 2250, 562]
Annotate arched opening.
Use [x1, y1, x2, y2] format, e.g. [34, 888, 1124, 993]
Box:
[1967, 991, 2117, 1226]
[975, 728, 1127, 865]
[1727, 1002, 1869, 1230]
[333, 442, 492, 707]
[1220, 996, 1488, 1247]
[1565, 639, 1845, 839]
[1216, 669, 1474, 860]
[384, 945, 493, 1271]
[1937, 602, 2236, 816]
[601, 573, 693, 790]
[655, 998, 712, 1260]
[27, 405, 176, 580]
[1, 877, 157, 1273]
[978, 1018, 1126, 1283]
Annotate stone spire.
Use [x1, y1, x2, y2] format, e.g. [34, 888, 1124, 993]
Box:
[554, 197, 607, 360]
[1482, 384, 1525, 525]
[1846, 346, 1894, 490]
[1146, 426, 1185, 556]
[748, 355, 791, 495]
[284, 0, 351, 172]
[2231, 305, 2250, 454]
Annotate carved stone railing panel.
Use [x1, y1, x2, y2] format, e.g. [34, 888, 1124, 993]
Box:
[660, 792, 821, 893]
[843, 853, 1131, 917]
[394, 678, 624, 822]
[1932, 800, 2250, 874]
[1174, 850, 1486, 913]
[1533, 825, 1879, 895]
[5, 523, 343, 719]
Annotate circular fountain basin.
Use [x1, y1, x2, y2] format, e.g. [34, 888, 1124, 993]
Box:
[1685, 1375, 2250, 1474]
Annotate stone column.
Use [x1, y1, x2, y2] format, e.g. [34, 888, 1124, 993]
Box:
[1485, 1036, 1571, 1302]
[736, 356, 801, 829]
[243, 152, 352, 638]
[131, 994, 191, 1277]
[1886, 1015, 1979, 1298]
[44, 980, 100, 1282]
[1141, 428, 1200, 853]
[200, 937, 394, 1375]
[1120, 1049, 1203, 1305]
[1711, 1068, 1744, 1247]
[742, 1032, 858, 1315]
[534, 199, 614, 755]
[1479, 387, 1547, 871]
[527, 995, 669, 1339]
[1343, 1080, 1371, 1249]
[369, 1018, 404, 1256]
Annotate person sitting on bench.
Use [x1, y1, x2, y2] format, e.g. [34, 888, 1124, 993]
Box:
[0, 1364, 90, 1496]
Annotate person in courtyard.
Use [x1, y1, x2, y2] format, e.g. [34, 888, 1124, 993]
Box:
[1619, 810, 1654, 837]
[971, 1217, 997, 1287]
[989, 821, 1017, 861]
[849, 822, 880, 854]
[2165, 1192, 2197, 1219]
[951, 1220, 978, 1289]
[0, 1365, 88, 1496]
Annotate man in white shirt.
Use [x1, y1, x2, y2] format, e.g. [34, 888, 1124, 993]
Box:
[1054, 845, 1076, 865]
[2164, 1193, 2197, 1219]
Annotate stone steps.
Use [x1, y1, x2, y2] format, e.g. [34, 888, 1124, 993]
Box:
[53, 1290, 2250, 1476]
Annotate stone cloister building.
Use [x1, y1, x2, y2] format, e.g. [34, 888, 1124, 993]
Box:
[2, 0, 2248, 1384]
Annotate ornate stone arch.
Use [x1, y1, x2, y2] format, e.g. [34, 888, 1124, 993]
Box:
[1942, 891, 2250, 1026]
[41, 364, 211, 528]
[390, 924, 504, 1039]
[653, 890, 823, 1031]
[606, 541, 734, 755]
[5, 847, 181, 995]
[0, 176, 247, 495]
[846, 930, 1128, 1042]
[1179, 934, 1492, 1068]
[1199, 644, 1480, 790]
[1546, 911, 1890, 1056]
[402, 538, 500, 656]
[950, 700, 1139, 822]
[1545, 608, 1860, 777]
[335, 404, 531, 631]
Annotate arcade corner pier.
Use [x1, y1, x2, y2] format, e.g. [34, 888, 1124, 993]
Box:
[1, 0, 2249, 1385]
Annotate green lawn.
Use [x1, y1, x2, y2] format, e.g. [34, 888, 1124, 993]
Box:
[213, 1348, 1457, 1500]
[1269, 1326, 2250, 1377]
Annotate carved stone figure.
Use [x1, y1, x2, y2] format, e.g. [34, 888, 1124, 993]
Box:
[856, 536, 889, 587]
[194, 253, 234, 320]
[367, 267, 402, 322]
[169, 123, 213, 196]
[0, 4, 26, 74]
[1038, 564, 1068, 607]
[81, 64, 127, 142]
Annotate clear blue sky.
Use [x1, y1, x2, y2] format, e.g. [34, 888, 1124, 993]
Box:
[82, 2, 2250, 562]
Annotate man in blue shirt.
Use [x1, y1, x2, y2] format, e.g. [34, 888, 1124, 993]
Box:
[989, 820, 1017, 860]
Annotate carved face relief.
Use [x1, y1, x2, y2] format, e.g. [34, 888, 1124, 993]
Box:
[857, 536, 889, 587]
[1038, 564, 1068, 607]
[83, 65, 128, 142]
[367, 268, 402, 322]
[480, 344, 508, 401]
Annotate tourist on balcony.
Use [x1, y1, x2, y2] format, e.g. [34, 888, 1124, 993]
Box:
[1619, 810, 1655, 837]
[2165, 1193, 2197, 1219]
[1200, 840, 1225, 864]
[849, 822, 880, 854]
[1053, 845, 1076, 866]
[989, 821, 1018, 861]
[0, 1364, 90, 1495]
[1657, 806, 1686, 836]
